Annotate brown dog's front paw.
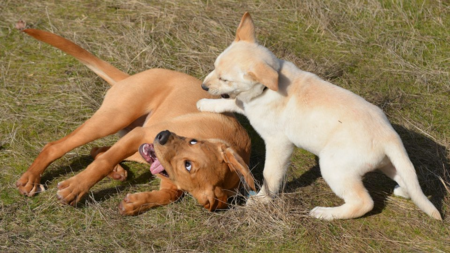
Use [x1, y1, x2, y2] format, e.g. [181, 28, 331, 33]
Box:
[56, 177, 89, 206]
[16, 172, 45, 196]
[107, 164, 127, 181]
[118, 193, 151, 216]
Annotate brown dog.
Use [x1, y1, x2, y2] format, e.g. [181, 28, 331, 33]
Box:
[14, 22, 255, 215]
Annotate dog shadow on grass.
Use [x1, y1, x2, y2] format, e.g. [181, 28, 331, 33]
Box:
[245, 118, 449, 218]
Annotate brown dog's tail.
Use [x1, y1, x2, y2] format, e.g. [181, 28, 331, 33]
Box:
[16, 21, 129, 86]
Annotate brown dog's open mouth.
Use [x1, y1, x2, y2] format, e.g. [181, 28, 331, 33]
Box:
[139, 143, 169, 177]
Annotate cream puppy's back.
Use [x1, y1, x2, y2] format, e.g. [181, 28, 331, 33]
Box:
[247, 60, 391, 158]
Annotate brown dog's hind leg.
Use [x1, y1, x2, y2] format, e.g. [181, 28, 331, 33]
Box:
[118, 176, 183, 215]
[16, 105, 146, 197]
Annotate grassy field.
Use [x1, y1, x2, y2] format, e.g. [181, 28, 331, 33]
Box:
[1, 0, 449, 252]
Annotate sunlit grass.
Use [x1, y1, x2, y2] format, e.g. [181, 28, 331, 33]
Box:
[1, 0, 449, 252]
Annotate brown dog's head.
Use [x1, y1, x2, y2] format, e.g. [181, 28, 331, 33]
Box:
[201, 12, 280, 102]
[139, 130, 255, 211]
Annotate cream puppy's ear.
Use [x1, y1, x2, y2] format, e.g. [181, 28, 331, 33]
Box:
[235, 12, 256, 43]
[247, 62, 279, 91]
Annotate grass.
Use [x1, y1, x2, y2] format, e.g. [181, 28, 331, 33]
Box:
[1, 0, 449, 252]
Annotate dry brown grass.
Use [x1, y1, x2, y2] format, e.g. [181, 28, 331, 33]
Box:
[1, 0, 449, 252]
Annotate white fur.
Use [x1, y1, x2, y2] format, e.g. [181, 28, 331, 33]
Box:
[196, 13, 441, 220]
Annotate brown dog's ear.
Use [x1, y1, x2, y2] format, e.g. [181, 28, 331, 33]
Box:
[221, 147, 256, 191]
[248, 62, 279, 91]
[235, 12, 256, 43]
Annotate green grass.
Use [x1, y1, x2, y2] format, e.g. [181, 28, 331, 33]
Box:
[1, 0, 449, 252]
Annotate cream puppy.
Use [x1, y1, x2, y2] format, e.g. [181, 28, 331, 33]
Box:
[197, 12, 442, 220]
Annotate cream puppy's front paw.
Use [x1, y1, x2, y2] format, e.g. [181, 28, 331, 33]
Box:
[196, 98, 220, 112]
[246, 192, 273, 206]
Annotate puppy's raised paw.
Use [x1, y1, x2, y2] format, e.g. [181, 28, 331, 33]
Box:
[196, 98, 216, 112]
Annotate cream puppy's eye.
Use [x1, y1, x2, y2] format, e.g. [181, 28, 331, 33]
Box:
[219, 77, 228, 82]
[185, 161, 192, 172]
[190, 139, 198, 145]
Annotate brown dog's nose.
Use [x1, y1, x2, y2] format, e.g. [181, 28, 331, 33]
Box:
[201, 84, 209, 91]
[155, 130, 171, 145]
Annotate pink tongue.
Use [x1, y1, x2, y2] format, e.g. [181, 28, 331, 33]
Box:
[149, 158, 164, 175]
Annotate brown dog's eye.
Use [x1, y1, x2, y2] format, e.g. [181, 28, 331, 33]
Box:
[185, 161, 192, 172]
[190, 139, 198, 145]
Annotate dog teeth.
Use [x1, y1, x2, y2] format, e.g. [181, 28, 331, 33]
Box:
[141, 143, 156, 158]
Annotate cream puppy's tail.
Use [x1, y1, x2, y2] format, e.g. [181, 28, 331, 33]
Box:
[16, 21, 129, 86]
[384, 139, 442, 220]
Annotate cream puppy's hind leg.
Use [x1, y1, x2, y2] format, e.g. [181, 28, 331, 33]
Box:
[248, 140, 294, 205]
[309, 178, 374, 220]
[310, 157, 374, 220]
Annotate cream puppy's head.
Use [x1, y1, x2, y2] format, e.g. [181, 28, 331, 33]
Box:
[202, 13, 280, 102]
